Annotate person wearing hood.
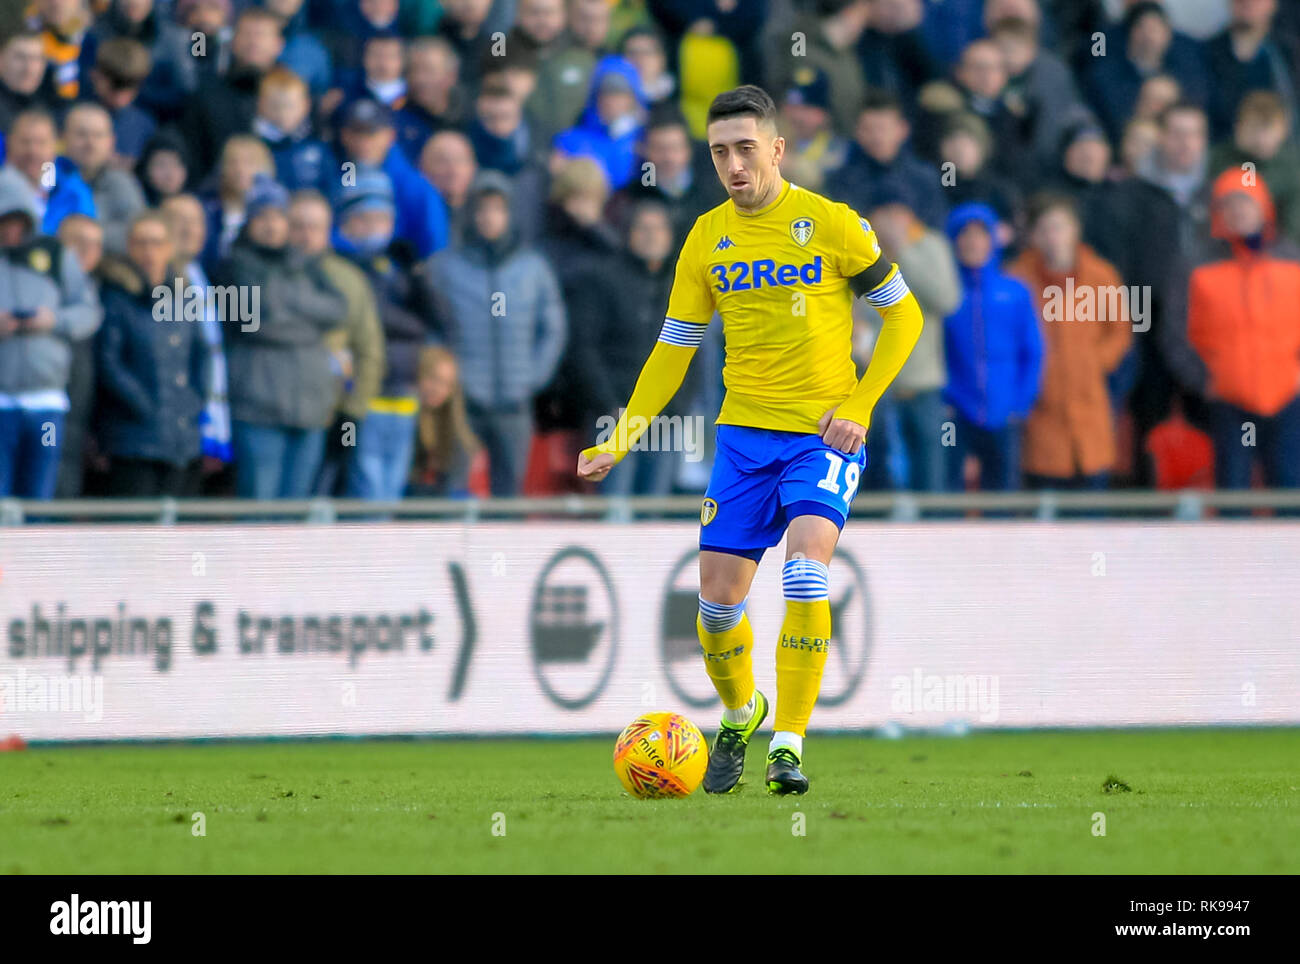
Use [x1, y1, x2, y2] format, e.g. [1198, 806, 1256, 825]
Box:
[553, 55, 647, 192]
[941, 202, 1042, 491]
[854, 177, 962, 492]
[94, 210, 207, 496]
[1008, 193, 1131, 489]
[333, 167, 431, 501]
[215, 173, 348, 500]
[1167, 169, 1300, 489]
[425, 171, 568, 496]
[2, 108, 96, 236]
[135, 129, 192, 205]
[180, 6, 285, 183]
[0, 165, 102, 499]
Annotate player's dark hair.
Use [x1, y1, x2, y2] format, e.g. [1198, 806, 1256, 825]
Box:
[707, 85, 778, 131]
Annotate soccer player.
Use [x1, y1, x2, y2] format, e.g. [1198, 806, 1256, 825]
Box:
[576, 86, 923, 794]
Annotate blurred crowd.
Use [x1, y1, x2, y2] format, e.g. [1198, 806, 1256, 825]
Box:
[0, 0, 1298, 502]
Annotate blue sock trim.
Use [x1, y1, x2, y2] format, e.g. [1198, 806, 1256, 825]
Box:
[698, 595, 746, 633]
[782, 558, 830, 601]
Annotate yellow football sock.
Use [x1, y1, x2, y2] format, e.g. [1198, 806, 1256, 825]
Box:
[697, 610, 755, 710]
[774, 599, 832, 736]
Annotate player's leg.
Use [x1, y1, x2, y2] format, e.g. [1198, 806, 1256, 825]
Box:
[698, 548, 771, 793]
[696, 425, 784, 793]
[766, 513, 839, 794]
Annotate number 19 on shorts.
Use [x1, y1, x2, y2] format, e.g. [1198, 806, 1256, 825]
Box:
[816, 452, 862, 503]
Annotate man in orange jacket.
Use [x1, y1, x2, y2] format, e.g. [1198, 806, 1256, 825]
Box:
[1170, 168, 1300, 488]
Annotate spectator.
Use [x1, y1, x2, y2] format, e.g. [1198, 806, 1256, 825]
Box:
[408, 345, 482, 497]
[216, 174, 347, 499]
[777, 68, 849, 195]
[395, 37, 465, 164]
[180, 6, 285, 182]
[1046, 118, 1114, 253]
[1082, 2, 1208, 143]
[942, 203, 1043, 491]
[464, 72, 549, 242]
[606, 105, 724, 244]
[53, 213, 102, 498]
[562, 198, 685, 497]
[159, 192, 233, 488]
[828, 88, 947, 229]
[79, 0, 196, 121]
[199, 134, 276, 272]
[335, 34, 408, 113]
[437, 0, 497, 89]
[858, 0, 940, 111]
[1133, 72, 1183, 123]
[3, 109, 97, 235]
[1009, 194, 1131, 489]
[286, 190, 385, 498]
[1209, 90, 1300, 244]
[27, 0, 92, 103]
[766, 0, 871, 135]
[537, 157, 617, 433]
[255, 66, 337, 195]
[83, 36, 157, 163]
[94, 211, 207, 496]
[1204, 0, 1299, 141]
[937, 111, 1023, 238]
[514, 0, 595, 146]
[265, 0, 332, 97]
[420, 129, 478, 243]
[1174, 169, 1300, 488]
[175, 0, 235, 91]
[0, 165, 102, 499]
[619, 25, 675, 109]
[336, 97, 450, 259]
[0, 33, 57, 134]
[62, 102, 145, 254]
[134, 129, 191, 206]
[426, 171, 567, 496]
[553, 55, 647, 191]
[333, 168, 432, 501]
[856, 182, 962, 491]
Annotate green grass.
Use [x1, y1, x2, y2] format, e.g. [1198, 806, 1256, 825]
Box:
[1, 729, 1297, 873]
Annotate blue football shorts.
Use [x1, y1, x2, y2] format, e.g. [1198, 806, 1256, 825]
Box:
[698, 424, 868, 563]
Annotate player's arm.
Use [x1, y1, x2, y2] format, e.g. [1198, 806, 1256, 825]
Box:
[825, 210, 924, 441]
[578, 224, 714, 479]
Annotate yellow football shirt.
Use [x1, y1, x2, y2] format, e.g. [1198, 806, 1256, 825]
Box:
[665, 179, 895, 434]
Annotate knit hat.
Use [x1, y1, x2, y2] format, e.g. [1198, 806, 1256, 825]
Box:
[335, 165, 396, 222]
[245, 173, 290, 221]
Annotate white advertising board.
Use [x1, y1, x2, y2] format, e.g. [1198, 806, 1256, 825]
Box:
[1, 523, 1297, 740]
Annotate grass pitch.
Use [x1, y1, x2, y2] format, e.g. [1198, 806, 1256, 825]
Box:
[1, 728, 1295, 874]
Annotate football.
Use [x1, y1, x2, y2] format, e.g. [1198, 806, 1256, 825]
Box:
[613, 712, 709, 799]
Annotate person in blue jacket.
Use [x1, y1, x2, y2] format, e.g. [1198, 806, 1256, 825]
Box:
[553, 55, 647, 192]
[942, 202, 1044, 491]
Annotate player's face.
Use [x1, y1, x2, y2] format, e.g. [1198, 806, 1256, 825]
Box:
[707, 115, 785, 209]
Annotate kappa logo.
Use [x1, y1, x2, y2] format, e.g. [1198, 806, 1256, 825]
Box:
[700, 498, 718, 525]
[791, 217, 815, 246]
[713, 235, 735, 252]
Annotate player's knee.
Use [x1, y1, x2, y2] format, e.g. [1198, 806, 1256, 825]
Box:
[782, 558, 829, 601]
[698, 595, 746, 633]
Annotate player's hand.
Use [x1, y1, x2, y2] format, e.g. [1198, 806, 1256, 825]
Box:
[577, 450, 616, 482]
[817, 407, 867, 456]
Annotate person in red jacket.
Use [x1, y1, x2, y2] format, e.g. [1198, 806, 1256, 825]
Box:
[1182, 169, 1300, 488]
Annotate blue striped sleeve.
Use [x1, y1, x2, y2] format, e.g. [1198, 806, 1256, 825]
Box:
[864, 268, 911, 308]
[658, 316, 709, 347]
